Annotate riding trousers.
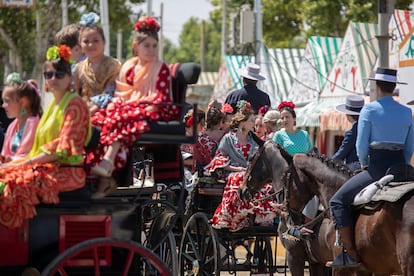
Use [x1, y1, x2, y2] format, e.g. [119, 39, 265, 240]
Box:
[329, 148, 405, 229]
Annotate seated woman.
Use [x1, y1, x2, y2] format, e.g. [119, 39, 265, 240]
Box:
[0, 44, 91, 228]
[87, 16, 178, 197]
[181, 107, 206, 171]
[1, 73, 42, 160]
[206, 100, 278, 232]
[192, 105, 225, 174]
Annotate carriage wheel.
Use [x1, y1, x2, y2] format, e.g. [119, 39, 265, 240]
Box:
[252, 236, 274, 275]
[179, 212, 220, 275]
[152, 230, 178, 275]
[142, 199, 179, 275]
[41, 237, 171, 276]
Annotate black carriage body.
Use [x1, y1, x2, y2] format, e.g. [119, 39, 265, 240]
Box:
[0, 184, 145, 275]
[0, 62, 201, 275]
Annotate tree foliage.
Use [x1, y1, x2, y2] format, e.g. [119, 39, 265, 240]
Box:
[0, 0, 144, 83]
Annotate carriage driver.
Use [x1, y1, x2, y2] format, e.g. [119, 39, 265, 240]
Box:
[329, 67, 414, 268]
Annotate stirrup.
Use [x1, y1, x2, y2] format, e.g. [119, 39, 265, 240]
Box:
[286, 226, 314, 241]
[330, 250, 361, 268]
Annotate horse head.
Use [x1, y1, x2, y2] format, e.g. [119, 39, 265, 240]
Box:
[240, 140, 292, 200]
[286, 153, 352, 212]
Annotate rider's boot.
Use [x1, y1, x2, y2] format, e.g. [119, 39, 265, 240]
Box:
[330, 226, 361, 268]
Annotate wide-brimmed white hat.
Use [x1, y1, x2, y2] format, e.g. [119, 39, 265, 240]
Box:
[336, 95, 365, 115]
[240, 63, 265, 81]
[368, 67, 407, 84]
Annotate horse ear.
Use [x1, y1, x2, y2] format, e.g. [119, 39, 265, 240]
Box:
[249, 131, 264, 147]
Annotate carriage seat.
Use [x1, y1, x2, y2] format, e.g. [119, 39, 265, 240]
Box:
[138, 62, 201, 144]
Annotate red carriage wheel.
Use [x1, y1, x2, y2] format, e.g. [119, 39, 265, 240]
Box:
[41, 237, 171, 276]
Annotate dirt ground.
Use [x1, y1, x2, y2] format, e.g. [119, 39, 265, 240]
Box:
[219, 237, 311, 276]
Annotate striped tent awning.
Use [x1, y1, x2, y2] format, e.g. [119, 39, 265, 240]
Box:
[289, 36, 343, 105]
[260, 47, 304, 105]
[211, 48, 304, 108]
[320, 22, 378, 98]
[296, 97, 347, 127]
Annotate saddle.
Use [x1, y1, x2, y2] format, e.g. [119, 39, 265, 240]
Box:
[353, 164, 414, 207]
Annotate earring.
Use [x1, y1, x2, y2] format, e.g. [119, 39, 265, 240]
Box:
[20, 108, 27, 116]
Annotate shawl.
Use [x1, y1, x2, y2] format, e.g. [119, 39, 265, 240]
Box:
[219, 130, 258, 167]
[28, 92, 91, 163]
[115, 57, 164, 102]
[75, 55, 121, 100]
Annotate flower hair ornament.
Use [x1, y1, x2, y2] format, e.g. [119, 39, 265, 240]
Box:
[46, 44, 74, 64]
[185, 116, 194, 128]
[236, 100, 251, 112]
[221, 103, 233, 114]
[6, 72, 21, 85]
[258, 105, 269, 116]
[135, 16, 160, 33]
[278, 101, 295, 111]
[80, 12, 100, 27]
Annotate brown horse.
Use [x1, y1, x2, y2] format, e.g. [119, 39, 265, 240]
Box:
[242, 141, 330, 276]
[241, 140, 414, 276]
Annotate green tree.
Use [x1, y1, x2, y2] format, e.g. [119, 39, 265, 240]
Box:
[164, 17, 221, 72]
[0, 0, 144, 82]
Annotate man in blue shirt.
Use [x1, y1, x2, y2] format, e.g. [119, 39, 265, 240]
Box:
[332, 95, 365, 171]
[329, 67, 414, 268]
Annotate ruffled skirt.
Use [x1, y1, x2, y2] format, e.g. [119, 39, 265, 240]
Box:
[210, 172, 278, 232]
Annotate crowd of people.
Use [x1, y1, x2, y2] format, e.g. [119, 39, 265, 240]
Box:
[1, 11, 412, 272]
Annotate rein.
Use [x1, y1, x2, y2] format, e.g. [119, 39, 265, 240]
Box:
[244, 141, 291, 203]
[283, 161, 329, 228]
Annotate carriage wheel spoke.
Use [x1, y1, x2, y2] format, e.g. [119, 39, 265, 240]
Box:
[121, 249, 135, 276]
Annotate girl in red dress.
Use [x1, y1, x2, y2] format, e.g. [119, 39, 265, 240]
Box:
[89, 16, 177, 197]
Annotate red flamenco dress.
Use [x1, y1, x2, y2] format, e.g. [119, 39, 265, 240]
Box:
[87, 58, 179, 170]
[206, 131, 278, 232]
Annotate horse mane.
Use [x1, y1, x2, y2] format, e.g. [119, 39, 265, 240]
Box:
[306, 151, 355, 178]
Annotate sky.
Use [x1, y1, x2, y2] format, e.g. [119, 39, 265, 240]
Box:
[135, 0, 215, 45]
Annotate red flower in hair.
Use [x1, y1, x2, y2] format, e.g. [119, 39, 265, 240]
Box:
[58, 45, 72, 63]
[258, 105, 269, 116]
[186, 116, 193, 127]
[135, 16, 160, 32]
[221, 103, 233, 114]
[278, 101, 295, 111]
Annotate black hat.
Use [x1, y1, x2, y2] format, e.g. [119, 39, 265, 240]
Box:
[368, 67, 407, 84]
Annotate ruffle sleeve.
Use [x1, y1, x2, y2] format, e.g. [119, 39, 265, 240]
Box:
[42, 97, 90, 165]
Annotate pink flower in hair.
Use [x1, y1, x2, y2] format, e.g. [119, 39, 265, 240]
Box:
[222, 103, 233, 114]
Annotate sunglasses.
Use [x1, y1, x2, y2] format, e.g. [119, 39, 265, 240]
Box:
[43, 71, 66, 80]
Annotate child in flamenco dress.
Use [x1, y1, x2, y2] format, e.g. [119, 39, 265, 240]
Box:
[88, 16, 178, 197]
[74, 12, 121, 115]
[205, 101, 279, 232]
[1, 73, 42, 160]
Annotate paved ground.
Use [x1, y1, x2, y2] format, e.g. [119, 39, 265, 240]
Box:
[219, 237, 310, 276]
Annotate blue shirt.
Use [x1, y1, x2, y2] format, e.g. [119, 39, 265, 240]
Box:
[272, 128, 313, 155]
[357, 96, 414, 166]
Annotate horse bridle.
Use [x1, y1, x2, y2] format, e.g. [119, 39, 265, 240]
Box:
[244, 141, 292, 204]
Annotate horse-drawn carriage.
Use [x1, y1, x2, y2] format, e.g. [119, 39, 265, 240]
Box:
[0, 62, 293, 276]
[0, 62, 201, 276]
